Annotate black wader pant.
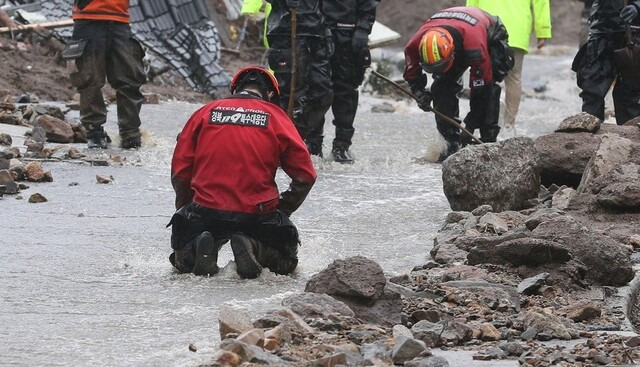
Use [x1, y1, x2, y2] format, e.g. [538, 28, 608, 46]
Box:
[306, 29, 368, 149]
[573, 32, 640, 125]
[168, 203, 300, 276]
[70, 20, 146, 140]
[431, 71, 502, 144]
[267, 35, 333, 140]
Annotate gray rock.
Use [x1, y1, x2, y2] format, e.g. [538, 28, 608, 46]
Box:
[405, 356, 450, 367]
[523, 307, 572, 340]
[305, 256, 386, 300]
[518, 273, 550, 295]
[596, 180, 640, 210]
[282, 292, 355, 319]
[534, 131, 601, 188]
[499, 342, 525, 356]
[551, 186, 577, 210]
[442, 137, 540, 212]
[555, 112, 601, 133]
[468, 237, 571, 267]
[578, 133, 636, 194]
[520, 327, 537, 340]
[392, 336, 429, 365]
[411, 320, 444, 347]
[35, 114, 74, 143]
[471, 204, 493, 216]
[0, 169, 18, 194]
[532, 217, 634, 286]
[332, 285, 403, 326]
[0, 132, 11, 146]
[525, 208, 564, 230]
[477, 212, 509, 234]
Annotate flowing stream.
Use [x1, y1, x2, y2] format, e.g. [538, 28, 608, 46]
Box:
[1, 50, 582, 366]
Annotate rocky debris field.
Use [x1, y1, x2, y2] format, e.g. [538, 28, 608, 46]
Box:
[187, 114, 640, 367]
[0, 100, 139, 201]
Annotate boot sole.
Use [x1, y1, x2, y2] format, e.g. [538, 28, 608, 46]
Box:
[192, 232, 219, 276]
[231, 234, 262, 279]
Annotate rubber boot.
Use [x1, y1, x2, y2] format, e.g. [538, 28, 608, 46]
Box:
[192, 231, 219, 276]
[230, 233, 263, 279]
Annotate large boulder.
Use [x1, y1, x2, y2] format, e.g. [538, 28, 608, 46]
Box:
[442, 137, 540, 212]
[305, 256, 402, 326]
[534, 131, 600, 188]
[531, 216, 634, 286]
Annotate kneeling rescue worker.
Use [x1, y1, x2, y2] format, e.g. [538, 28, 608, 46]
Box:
[168, 66, 317, 278]
[404, 7, 514, 160]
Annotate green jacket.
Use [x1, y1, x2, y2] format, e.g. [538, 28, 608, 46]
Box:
[466, 0, 552, 53]
[241, 0, 272, 47]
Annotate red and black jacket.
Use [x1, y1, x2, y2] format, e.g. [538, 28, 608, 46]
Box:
[171, 93, 317, 217]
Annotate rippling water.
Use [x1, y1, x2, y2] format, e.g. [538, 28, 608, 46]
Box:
[1, 51, 582, 366]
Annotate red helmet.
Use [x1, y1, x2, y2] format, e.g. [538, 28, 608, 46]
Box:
[419, 27, 455, 73]
[230, 66, 280, 101]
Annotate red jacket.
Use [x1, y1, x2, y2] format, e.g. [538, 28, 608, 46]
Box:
[73, 0, 130, 23]
[404, 7, 494, 90]
[172, 94, 317, 216]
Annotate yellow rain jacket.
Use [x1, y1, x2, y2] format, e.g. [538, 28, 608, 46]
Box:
[466, 0, 552, 53]
[241, 0, 272, 48]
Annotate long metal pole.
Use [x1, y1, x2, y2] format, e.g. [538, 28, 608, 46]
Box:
[287, 8, 297, 119]
[370, 70, 483, 145]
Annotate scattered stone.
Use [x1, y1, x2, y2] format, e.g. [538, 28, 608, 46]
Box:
[371, 102, 395, 113]
[477, 212, 509, 234]
[96, 175, 114, 184]
[35, 114, 74, 143]
[0, 132, 11, 146]
[523, 307, 572, 340]
[479, 323, 501, 341]
[305, 256, 386, 300]
[404, 356, 449, 367]
[282, 292, 355, 319]
[556, 112, 601, 133]
[188, 344, 197, 352]
[562, 301, 602, 322]
[551, 186, 577, 210]
[28, 193, 47, 203]
[392, 336, 429, 365]
[24, 162, 50, 182]
[143, 93, 160, 104]
[518, 273, 550, 295]
[218, 304, 254, 340]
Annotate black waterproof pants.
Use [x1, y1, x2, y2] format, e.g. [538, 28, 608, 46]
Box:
[431, 73, 501, 144]
[168, 203, 300, 275]
[267, 36, 333, 139]
[306, 30, 368, 149]
[574, 33, 640, 125]
[70, 21, 146, 139]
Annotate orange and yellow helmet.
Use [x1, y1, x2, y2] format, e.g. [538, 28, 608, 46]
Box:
[419, 27, 455, 73]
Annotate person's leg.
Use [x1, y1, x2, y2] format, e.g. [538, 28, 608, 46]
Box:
[300, 37, 333, 142]
[431, 73, 463, 158]
[330, 34, 366, 163]
[503, 48, 525, 128]
[612, 79, 640, 125]
[71, 21, 109, 148]
[479, 83, 502, 143]
[169, 203, 224, 275]
[230, 210, 300, 278]
[576, 37, 616, 121]
[106, 23, 146, 149]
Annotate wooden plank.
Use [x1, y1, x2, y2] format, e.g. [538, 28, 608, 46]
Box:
[0, 19, 74, 34]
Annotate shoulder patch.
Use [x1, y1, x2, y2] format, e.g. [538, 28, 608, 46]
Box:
[209, 106, 270, 128]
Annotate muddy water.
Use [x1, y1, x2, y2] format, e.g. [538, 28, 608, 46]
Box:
[1, 50, 581, 366]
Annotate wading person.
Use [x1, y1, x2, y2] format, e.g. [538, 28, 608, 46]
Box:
[65, 0, 146, 149]
[467, 0, 552, 129]
[572, 0, 640, 125]
[265, 0, 333, 157]
[404, 7, 514, 161]
[303, 0, 380, 163]
[169, 66, 317, 279]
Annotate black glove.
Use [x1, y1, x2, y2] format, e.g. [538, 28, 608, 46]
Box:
[414, 89, 432, 112]
[351, 29, 369, 53]
[286, 0, 299, 8]
[620, 5, 639, 23]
